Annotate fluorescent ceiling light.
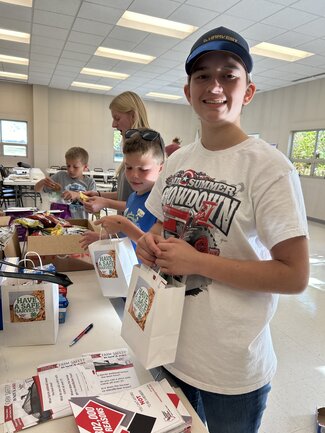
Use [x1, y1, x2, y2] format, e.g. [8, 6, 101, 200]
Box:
[71, 81, 112, 91]
[146, 92, 182, 100]
[117, 11, 198, 39]
[0, 71, 27, 80]
[81, 67, 129, 80]
[0, 0, 32, 6]
[0, 28, 30, 43]
[251, 42, 313, 62]
[95, 47, 155, 64]
[0, 53, 28, 65]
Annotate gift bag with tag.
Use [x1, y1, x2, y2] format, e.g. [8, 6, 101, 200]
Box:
[88, 237, 138, 298]
[0, 258, 72, 346]
[121, 264, 185, 369]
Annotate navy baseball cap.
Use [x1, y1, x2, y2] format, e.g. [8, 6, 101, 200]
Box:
[185, 26, 253, 75]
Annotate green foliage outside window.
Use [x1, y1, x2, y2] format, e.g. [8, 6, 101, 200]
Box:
[290, 129, 325, 178]
[113, 130, 123, 162]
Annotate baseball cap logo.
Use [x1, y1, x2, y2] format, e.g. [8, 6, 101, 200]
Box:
[203, 34, 238, 44]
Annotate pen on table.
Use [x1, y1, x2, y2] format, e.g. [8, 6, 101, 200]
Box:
[69, 323, 93, 347]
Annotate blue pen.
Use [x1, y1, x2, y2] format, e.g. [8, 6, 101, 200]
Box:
[69, 323, 93, 347]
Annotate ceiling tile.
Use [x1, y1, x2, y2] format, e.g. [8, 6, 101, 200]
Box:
[2, 0, 325, 103]
[33, 9, 75, 29]
[72, 18, 112, 36]
[77, 2, 123, 24]
[34, 0, 82, 15]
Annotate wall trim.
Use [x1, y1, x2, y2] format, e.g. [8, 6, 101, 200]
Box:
[307, 216, 325, 225]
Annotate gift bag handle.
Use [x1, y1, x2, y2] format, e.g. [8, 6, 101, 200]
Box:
[0, 259, 73, 287]
[24, 251, 43, 269]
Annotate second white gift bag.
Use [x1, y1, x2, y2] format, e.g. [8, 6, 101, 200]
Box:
[121, 264, 186, 369]
[89, 237, 138, 298]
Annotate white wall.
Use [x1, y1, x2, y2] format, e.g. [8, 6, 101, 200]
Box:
[1, 82, 199, 173]
[39, 86, 199, 171]
[0, 82, 33, 167]
[1, 79, 324, 221]
[242, 78, 325, 222]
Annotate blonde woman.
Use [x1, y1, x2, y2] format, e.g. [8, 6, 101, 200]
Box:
[83, 91, 149, 214]
[81, 91, 150, 248]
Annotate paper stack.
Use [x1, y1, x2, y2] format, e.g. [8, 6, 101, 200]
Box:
[0, 348, 139, 433]
[70, 379, 192, 433]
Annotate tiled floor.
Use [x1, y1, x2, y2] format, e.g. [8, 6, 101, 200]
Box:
[14, 195, 325, 433]
[260, 220, 325, 433]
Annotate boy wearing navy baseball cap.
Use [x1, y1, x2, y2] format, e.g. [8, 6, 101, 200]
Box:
[137, 27, 309, 433]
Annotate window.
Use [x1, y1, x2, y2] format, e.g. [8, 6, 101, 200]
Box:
[290, 130, 325, 178]
[248, 133, 260, 139]
[0, 120, 28, 157]
[113, 129, 123, 162]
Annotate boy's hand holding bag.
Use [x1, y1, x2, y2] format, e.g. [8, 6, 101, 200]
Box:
[121, 264, 186, 370]
[88, 235, 138, 298]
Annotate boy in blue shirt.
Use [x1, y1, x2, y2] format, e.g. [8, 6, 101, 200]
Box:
[80, 128, 165, 249]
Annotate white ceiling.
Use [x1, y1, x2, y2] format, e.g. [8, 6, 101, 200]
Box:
[1, 0, 325, 104]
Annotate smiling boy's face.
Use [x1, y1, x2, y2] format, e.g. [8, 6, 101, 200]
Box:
[184, 51, 255, 127]
[124, 150, 162, 195]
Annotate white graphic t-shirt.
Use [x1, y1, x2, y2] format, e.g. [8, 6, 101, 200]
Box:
[146, 137, 308, 395]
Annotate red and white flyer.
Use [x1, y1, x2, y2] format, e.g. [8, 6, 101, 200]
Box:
[70, 380, 186, 433]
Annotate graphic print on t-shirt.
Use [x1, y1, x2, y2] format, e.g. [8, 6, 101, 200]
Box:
[161, 169, 243, 296]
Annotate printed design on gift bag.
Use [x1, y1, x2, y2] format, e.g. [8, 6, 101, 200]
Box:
[128, 276, 155, 330]
[10, 290, 46, 322]
[94, 250, 118, 279]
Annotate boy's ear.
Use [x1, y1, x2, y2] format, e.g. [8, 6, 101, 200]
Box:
[243, 82, 256, 106]
[184, 83, 192, 105]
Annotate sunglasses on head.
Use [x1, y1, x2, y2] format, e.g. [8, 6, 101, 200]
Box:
[125, 128, 165, 154]
[125, 128, 160, 141]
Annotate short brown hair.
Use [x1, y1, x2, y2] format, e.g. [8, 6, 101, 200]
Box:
[123, 128, 165, 163]
[65, 147, 89, 164]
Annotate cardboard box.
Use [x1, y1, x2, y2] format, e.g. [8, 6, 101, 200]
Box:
[0, 216, 21, 259]
[317, 407, 325, 433]
[26, 219, 99, 272]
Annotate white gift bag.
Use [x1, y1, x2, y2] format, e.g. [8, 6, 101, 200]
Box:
[1, 281, 59, 346]
[89, 237, 138, 298]
[0, 254, 72, 346]
[121, 264, 185, 369]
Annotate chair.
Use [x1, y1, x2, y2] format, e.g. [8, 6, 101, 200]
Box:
[93, 167, 104, 182]
[60, 165, 67, 170]
[50, 165, 60, 169]
[20, 187, 42, 207]
[0, 180, 23, 208]
[0, 165, 10, 179]
[17, 162, 31, 168]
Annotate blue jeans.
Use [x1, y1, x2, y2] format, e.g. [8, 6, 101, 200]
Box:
[169, 373, 271, 433]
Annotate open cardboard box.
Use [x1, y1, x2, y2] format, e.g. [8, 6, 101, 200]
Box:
[0, 216, 21, 259]
[25, 219, 99, 272]
[317, 407, 325, 433]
